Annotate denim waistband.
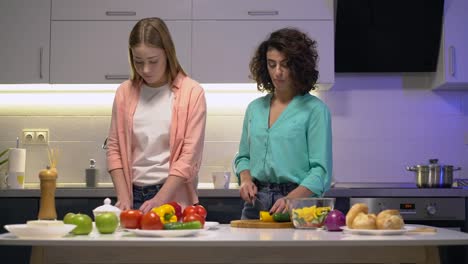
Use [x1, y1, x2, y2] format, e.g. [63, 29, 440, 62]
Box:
[133, 184, 163, 194]
[253, 179, 298, 191]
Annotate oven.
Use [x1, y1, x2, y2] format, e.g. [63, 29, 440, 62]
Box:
[350, 197, 467, 264]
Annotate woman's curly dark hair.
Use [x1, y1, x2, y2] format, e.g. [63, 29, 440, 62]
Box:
[249, 28, 319, 95]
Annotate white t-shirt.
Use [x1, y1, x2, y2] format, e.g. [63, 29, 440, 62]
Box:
[132, 83, 173, 186]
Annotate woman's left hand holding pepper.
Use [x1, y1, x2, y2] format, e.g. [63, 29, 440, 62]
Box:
[140, 196, 163, 214]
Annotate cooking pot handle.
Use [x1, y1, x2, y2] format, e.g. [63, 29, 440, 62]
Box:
[453, 167, 462, 171]
[406, 166, 418, 171]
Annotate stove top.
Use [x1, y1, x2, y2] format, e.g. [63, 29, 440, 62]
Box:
[332, 182, 467, 189]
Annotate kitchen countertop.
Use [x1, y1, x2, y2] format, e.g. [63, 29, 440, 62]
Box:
[0, 224, 467, 247]
[2, 182, 468, 198]
[0, 225, 467, 264]
[0, 182, 241, 198]
[0, 187, 241, 198]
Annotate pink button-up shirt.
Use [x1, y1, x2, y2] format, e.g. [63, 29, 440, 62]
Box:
[106, 73, 207, 208]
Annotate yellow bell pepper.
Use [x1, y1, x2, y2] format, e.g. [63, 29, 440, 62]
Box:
[152, 204, 177, 224]
[259, 211, 274, 222]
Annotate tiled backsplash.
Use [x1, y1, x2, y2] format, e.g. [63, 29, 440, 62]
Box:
[1, 74, 467, 187]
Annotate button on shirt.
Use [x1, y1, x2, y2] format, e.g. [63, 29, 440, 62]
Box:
[235, 93, 332, 197]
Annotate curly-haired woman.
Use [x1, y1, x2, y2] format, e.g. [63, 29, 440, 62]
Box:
[234, 28, 333, 219]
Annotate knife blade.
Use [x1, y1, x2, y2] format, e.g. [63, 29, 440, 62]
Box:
[251, 196, 267, 211]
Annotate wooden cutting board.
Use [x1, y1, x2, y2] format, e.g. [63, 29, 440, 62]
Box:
[230, 220, 294, 228]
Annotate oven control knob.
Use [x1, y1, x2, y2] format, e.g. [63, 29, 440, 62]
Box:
[426, 205, 437, 216]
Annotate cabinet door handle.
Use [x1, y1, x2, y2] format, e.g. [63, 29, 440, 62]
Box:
[39, 47, 43, 79]
[105, 11, 136, 16]
[247, 10, 279, 16]
[449, 46, 456, 77]
[105, 74, 129, 80]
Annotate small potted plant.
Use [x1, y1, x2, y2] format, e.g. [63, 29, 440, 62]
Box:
[0, 148, 9, 188]
[0, 148, 8, 167]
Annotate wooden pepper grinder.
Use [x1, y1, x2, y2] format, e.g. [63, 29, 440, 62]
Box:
[38, 166, 58, 220]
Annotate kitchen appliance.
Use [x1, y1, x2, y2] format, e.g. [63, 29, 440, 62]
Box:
[350, 197, 466, 231]
[406, 159, 462, 188]
[335, 0, 444, 72]
[350, 196, 467, 263]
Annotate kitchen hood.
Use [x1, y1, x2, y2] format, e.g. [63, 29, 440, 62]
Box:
[335, 0, 444, 73]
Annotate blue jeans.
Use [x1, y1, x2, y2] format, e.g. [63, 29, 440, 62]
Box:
[132, 184, 163, 210]
[240, 180, 298, 220]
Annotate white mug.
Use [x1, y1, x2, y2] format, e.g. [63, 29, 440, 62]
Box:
[5, 171, 25, 189]
[212, 171, 231, 189]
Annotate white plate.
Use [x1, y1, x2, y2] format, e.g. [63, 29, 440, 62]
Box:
[5, 224, 76, 239]
[341, 226, 408, 236]
[127, 228, 201, 237]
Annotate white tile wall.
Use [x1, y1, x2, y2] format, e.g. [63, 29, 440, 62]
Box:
[0, 74, 467, 188]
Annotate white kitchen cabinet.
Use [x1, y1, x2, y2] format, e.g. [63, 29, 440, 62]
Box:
[51, 21, 191, 83]
[52, 0, 191, 20]
[50, 0, 191, 83]
[191, 0, 334, 90]
[432, 0, 468, 90]
[0, 0, 50, 84]
[192, 21, 334, 87]
[192, 0, 333, 20]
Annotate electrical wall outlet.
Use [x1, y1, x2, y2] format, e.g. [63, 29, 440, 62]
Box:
[22, 129, 49, 145]
[22, 130, 35, 144]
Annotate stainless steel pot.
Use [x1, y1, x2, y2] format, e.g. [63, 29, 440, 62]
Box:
[407, 159, 461, 188]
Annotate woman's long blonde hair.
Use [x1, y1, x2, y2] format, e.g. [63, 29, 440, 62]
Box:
[128, 17, 186, 84]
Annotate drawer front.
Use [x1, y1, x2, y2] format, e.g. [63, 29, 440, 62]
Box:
[52, 0, 191, 20]
[193, 0, 333, 20]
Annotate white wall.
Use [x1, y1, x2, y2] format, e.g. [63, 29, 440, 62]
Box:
[0, 73, 467, 187]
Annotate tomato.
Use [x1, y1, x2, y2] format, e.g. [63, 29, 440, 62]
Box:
[183, 205, 207, 219]
[140, 211, 163, 230]
[183, 213, 205, 227]
[194, 205, 207, 219]
[182, 206, 197, 218]
[120, 209, 143, 229]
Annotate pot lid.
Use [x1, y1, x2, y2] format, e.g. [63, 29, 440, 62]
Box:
[93, 198, 121, 213]
[428, 159, 440, 168]
[414, 159, 454, 169]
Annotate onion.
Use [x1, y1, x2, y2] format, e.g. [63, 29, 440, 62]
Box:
[324, 209, 346, 231]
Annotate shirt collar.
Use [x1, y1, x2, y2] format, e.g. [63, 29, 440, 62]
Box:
[170, 72, 185, 91]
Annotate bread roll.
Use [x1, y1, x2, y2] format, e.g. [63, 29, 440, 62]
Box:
[376, 210, 404, 230]
[346, 203, 368, 228]
[351, 212, 377, 229]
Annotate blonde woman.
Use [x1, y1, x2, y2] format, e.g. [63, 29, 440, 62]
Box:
[106, 17, 207, 213]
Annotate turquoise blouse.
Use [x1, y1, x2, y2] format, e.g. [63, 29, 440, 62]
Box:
[235, 93, 332, 197]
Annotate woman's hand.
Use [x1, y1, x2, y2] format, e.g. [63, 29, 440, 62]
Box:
[270, 185, 314, 214]
[139, 197, 163, 214]
[138, 175, 184, 214]
[239, 170, 257, 203]
[239, 180, 257, 203]
[270, 197, 288, 214]
[115, 199, 132, 211]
